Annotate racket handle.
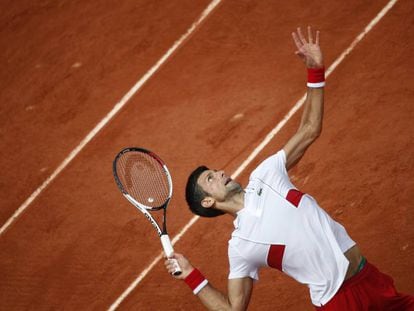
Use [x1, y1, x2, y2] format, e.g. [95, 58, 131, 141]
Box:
[160, 234, 182, 276]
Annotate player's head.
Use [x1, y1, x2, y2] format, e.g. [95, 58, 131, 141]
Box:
[185, 166, 242, 217]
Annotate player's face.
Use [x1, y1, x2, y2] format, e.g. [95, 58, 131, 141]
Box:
[197, 169, 242, 202]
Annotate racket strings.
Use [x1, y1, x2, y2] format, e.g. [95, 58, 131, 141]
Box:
[116, 152, 170, 209]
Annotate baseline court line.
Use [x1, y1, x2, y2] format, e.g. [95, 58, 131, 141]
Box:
[108, 0, 398, 309]
[0, 0, 223, 236]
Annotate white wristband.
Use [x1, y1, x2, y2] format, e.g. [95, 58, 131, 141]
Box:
[193, 279, 209, 295]
[307, 81, 326, 88]
[185, 268, 209, 295]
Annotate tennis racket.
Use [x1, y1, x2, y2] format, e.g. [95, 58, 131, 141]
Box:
[113, 147, 181, 275]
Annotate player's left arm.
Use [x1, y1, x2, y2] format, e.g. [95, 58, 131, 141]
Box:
[283, 26, 324, 171]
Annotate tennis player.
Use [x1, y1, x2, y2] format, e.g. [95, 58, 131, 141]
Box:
[165, 27, 414, 310]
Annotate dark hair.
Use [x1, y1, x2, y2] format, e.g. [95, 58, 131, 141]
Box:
[185, 166, 225, 218]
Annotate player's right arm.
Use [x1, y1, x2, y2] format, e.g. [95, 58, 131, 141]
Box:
[165, 253, 253, 311]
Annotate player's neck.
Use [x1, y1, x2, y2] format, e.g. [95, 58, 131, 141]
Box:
[216, 191, 244, 217]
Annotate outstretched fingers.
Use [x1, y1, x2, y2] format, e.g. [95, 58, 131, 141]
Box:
[297, 27, 307, 45]
[291, 26, 323, 67]
[292, 31, 303, 50]
[307, 26, 313, 44]
[293, 26, 320, 47]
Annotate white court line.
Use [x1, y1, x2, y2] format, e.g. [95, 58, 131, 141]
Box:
[0, 0, 223, 236]
[108, 0, 399, 309]
[108, 216, 200, 311]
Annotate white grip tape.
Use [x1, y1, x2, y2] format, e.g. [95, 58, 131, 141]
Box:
[161, 234, 182, 275]
[161, 234, 174, 257]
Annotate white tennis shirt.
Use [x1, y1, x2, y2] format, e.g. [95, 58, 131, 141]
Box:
[228, 150, 355, 306]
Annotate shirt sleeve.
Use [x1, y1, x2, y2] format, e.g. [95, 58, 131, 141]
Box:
[228, 243, 259, 281]
[250, 150, 291, 185]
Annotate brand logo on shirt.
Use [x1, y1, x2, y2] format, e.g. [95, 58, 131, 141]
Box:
[257, 188, 263, 196]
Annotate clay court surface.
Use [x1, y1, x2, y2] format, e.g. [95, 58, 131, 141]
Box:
[1, 0, 413, 310]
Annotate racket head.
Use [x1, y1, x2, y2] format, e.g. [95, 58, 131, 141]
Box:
[113, 147, 173, 211]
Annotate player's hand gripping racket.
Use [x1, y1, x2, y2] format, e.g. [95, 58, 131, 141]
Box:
[113, 147, 181, 276]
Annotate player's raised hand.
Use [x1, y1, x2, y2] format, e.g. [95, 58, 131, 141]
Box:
[164, 252, 193, 279]
[292, 26, 323, 68]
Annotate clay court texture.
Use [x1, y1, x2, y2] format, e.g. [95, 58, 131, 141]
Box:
[1, 0, 413, 310]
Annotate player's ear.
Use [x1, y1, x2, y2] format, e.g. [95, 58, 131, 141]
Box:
[201, 197, 215, 208]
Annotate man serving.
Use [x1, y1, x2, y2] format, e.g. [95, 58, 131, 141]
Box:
[164, 27, 414, 310]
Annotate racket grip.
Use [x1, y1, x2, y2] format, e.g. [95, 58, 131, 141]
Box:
[160, 234, 182, 276]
